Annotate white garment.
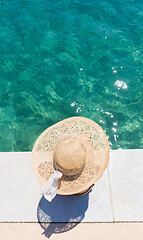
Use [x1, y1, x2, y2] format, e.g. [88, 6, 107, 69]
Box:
[41, 170, 62, 202]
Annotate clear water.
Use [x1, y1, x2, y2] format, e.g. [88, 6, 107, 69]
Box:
[0, 0, 143, 151]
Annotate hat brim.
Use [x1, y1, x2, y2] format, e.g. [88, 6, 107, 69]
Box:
[32, 117, 110, 195]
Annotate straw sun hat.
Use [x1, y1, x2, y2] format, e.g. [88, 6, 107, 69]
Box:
[32, 117, 110, 198]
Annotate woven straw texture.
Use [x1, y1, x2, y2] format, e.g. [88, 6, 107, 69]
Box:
[32, 117, 110, 195]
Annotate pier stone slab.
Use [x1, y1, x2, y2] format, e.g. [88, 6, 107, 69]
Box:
[0, 152, 41, 222]
[0, 152, 113, 222]
[109, 149, 143, 221]
[1, 223, 143, 240]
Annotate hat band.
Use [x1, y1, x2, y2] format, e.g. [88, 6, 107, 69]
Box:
[54, 161, 86, 176]
[41, 170, 62, 202]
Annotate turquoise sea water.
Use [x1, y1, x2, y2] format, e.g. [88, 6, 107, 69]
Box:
[0, 0, 143, 151]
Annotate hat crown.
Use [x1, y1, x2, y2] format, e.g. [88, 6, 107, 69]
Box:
[53, 135, 86, 175]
